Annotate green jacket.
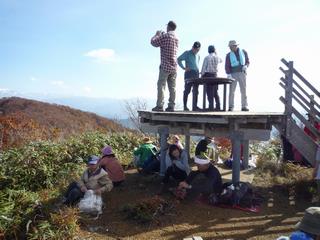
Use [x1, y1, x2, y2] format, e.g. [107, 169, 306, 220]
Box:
[134, 143, 157, 166]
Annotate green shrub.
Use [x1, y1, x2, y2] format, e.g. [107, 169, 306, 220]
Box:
[0, 189, 39, 239]
[1, 131, 145, 238]
[28, 208, 79, 240]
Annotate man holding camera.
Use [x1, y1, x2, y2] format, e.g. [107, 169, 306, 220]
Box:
[151, 21, 179, 112]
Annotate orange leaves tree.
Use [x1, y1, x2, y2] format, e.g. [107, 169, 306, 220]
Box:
[0, 113, 48, 150]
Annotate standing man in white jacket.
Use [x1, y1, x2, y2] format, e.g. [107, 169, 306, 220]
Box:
[225, 40, 250, 111]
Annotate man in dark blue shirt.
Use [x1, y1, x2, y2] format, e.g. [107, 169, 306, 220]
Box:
[179, 156, 222, 202]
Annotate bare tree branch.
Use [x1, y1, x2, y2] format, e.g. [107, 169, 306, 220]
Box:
[123, 98, 147, 133]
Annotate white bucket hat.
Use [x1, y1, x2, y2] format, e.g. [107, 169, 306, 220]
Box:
[194, 156, 210, 165]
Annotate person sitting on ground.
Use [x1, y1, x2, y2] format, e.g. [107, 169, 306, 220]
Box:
[162, 144, 190, 184]
[178, 156, 223, 203]
[63, 155, 113, 206]
[277, 207, 320, 240]
[172, 134, 184, 150]
[195, 136, 213, 158]
[141, 152, 160, 174]
[99, 145, 125, 187]
[133, 137, 158, 171]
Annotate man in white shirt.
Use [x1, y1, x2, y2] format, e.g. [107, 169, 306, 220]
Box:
[201, 45, 222, 111]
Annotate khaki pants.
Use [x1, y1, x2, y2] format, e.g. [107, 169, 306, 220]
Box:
[156, 69, 177, 108]
[229, 71, 248, 109]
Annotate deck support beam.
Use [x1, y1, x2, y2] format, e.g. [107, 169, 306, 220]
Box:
[231, 131, 243, 184]
[242, 139, 249, 169]
[158, 127, 169, 176]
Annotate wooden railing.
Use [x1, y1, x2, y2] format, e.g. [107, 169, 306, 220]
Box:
[279, 58, 320, 141]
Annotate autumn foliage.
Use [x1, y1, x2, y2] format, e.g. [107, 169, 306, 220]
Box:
[0, 97, 127, 149]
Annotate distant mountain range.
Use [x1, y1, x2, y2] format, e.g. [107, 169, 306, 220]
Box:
[0, 89, 154, 120]
[0, 97, 129, 149]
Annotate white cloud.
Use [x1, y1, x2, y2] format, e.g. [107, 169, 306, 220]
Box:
[0, 88, 9, 92]
[83, 86, 92, 93]
[51, 81, 65, 86]
[84, 48, 116, 63]
[30, 76, 38, 82]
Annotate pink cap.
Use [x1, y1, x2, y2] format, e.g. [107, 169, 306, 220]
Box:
[102, 145, 113, 156]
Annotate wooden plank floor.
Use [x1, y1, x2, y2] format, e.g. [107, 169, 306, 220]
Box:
[139, 110, 284, 117]
[138, 110, 285, 126]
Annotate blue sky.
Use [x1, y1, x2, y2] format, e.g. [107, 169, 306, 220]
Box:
[1, 0, 319, 112]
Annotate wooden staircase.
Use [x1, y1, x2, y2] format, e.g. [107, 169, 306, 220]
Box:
[277, 58, 319, 166]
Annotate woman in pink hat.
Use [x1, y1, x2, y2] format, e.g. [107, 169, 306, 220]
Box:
[99, 145, 125, 187]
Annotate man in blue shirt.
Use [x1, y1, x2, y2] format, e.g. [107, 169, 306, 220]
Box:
[177, 41, 201, 111]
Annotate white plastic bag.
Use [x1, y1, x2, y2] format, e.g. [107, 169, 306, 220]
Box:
[78, 190, 103, 214]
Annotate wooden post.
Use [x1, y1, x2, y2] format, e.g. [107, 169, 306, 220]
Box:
[284, 61, 294, 138]
[310, 95, 315, 119]
[158, 127, 169, 176]
[223, 84, 227, 111]
[185, 134, 191, 161]
[284, 61, 294, 115]
[203, 84, 207, 109]
[231, 131, 243, 184]
[242, 139, 249, 169]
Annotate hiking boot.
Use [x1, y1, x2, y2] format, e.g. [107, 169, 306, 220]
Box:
[241, 107, 249, 111]
[183, 106, 190, 111]
[152, 106, 164, 112]
[165, 106, 174, 112]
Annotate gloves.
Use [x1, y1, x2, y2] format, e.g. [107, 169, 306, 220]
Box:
[242, 65, 248, 73]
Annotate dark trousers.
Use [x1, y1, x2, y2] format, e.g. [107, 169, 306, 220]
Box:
[162, 165, 187, 184]
[64, 181, 85, 206]
[113, 181, 124, 187]
[142, 155, 160, 174]
[183, 70, 199, 109]
[203, 72, 220, 110]
[190, 176, 222, 198]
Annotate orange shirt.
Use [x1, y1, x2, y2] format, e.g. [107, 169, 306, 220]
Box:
[98, 156, 125, 183]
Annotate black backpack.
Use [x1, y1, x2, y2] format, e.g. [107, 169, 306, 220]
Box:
[218, 181, 262, 207]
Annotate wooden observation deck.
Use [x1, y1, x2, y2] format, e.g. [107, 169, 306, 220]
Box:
[137, 58, 320, 184]
[138, 110, 285, 184]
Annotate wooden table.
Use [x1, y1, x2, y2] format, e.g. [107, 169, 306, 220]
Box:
[185, 77, 234, 111]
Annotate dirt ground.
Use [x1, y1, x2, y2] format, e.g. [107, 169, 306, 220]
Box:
[78, 165, 316, 240]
